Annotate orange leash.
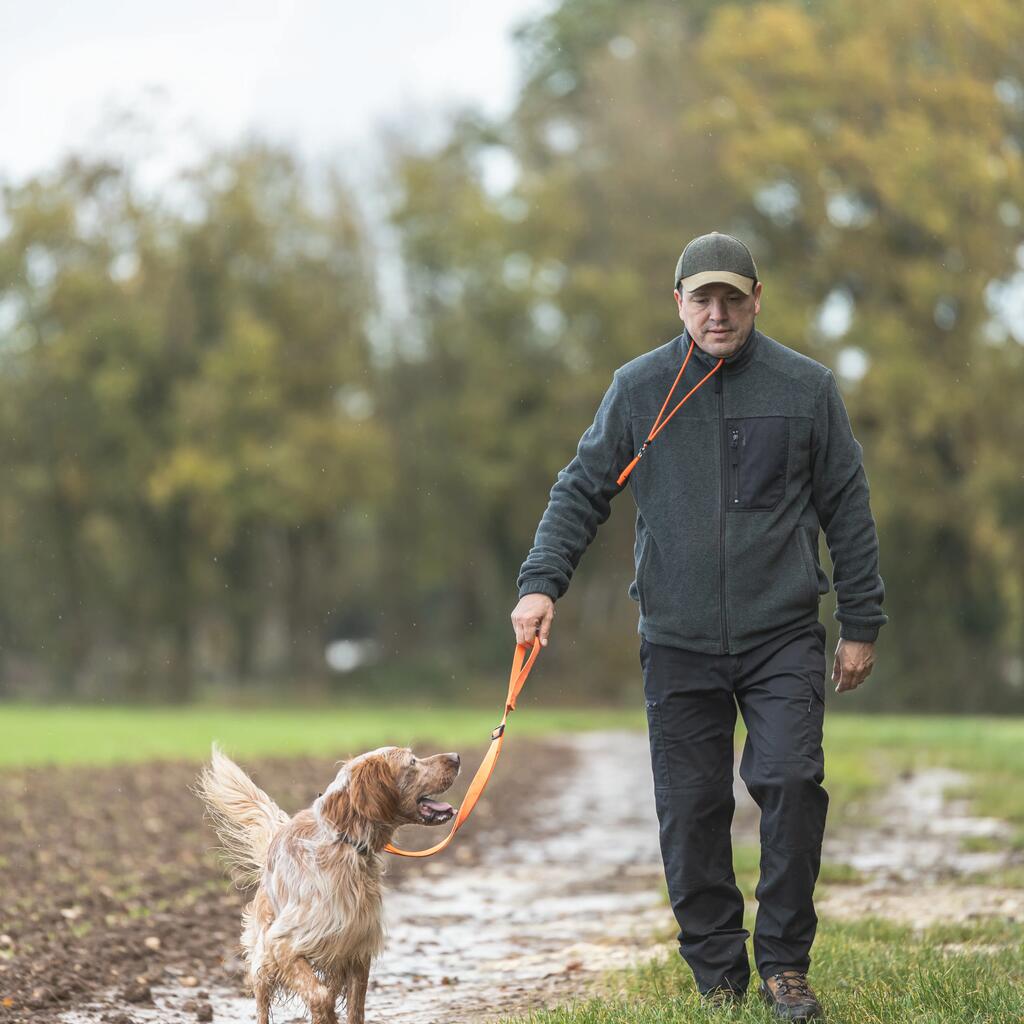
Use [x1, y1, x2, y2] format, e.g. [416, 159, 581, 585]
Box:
[616, 340, 724, 486]
[384, 637, 542, 857]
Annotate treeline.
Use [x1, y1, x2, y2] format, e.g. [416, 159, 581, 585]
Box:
[1, 0, 1023, 709]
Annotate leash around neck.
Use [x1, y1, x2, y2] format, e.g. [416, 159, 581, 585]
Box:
[383, 637, 542, 858]
[617, 339, 724, 486]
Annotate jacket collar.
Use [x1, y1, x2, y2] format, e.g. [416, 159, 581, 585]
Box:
[683, 325, 761, 375]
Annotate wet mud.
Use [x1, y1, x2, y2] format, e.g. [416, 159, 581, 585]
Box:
[817, 766, 1024, 927]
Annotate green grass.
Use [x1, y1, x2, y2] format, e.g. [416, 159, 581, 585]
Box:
[821, 715, 1024, 827]
[499, 917, 1024, 1023]
[4, 707, 1023, 840]
[5, 708, 1023, 858]
[3, 707, 1022, 809]
[724, 714, 1024, 834]
[0, 703, 645, 767]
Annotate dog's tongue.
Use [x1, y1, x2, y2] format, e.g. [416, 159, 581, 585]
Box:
[420, 799, 454, 815]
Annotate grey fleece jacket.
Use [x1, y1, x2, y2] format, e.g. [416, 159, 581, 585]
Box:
[517, 327, 887, 654]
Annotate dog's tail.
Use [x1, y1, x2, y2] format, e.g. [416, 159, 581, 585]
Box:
[195, 744, 290, 888]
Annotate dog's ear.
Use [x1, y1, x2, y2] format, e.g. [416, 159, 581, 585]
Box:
[346, 757, 401, 824]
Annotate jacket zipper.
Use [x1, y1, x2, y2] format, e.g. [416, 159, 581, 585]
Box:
[716, 373, 731, 654]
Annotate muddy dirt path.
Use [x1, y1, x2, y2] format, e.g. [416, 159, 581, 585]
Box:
[53, 732, 672, 1024]
[729, 755, 1024, 928]
[816, 766, 1024, 927]
[0, 738, 567, 1023]
[4, 731, 1019, 1024]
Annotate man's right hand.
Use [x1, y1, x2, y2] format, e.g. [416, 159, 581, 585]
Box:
[511, 593, 555, 647]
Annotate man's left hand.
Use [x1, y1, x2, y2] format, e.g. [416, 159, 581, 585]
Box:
[833, 639, 875, 694]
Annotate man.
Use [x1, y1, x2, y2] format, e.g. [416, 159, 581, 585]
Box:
[511, 232, 886, 1021]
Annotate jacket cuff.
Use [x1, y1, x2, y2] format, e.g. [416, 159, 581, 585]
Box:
[517, 579, 561, 602]
[839, 624, 879, 643]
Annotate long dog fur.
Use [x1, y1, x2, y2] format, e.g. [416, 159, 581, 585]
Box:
[196, 744, 459, 1024]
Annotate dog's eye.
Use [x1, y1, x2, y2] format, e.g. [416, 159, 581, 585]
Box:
[407, 758, 416, 769]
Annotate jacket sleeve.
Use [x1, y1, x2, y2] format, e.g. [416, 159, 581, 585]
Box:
[810, 370, 888, 642]
[517, 370, 635, 601]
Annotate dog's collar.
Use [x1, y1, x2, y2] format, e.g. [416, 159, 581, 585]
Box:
[335, 832, 373, 856]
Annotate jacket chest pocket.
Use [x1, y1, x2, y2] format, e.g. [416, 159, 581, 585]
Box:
[726, 416, 789, 511]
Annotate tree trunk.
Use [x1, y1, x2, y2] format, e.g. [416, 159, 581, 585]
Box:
[157, 500, 194, 703]
[226, 526, 259, 684]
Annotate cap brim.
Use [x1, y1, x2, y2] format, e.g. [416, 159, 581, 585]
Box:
[680, 271, 755, 295]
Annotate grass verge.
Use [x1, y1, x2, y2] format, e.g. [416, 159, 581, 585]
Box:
[500, 917, 1024, 1023]
[0, 703, 645, 767]
[823, 714, 1024, 821]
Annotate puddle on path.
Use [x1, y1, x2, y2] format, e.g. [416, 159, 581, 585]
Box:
[62, 732, 671, 1024]
[823, 767, 1013, 882]
[818, 766, 1024, 927]
[367, 731, 667, 1022]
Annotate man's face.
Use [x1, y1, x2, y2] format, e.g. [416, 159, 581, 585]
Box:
[674, 280, 763, 358]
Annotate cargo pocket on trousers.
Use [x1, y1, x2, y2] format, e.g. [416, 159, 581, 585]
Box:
[645, 699, 672, 789]
[803, 672, 826, 757]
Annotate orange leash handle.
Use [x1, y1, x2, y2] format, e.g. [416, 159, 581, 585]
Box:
[383, 636, 542, 858]
[616, 341, 724, 487]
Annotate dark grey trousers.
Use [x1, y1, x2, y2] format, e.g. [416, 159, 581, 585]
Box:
[640, 622, 829, 995]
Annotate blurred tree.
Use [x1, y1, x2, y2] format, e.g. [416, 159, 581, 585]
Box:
[384, 0, 1024, 708]
[151, 145, 389, 688]
[0, 159, 162, 696]
[0, 145, 385, 699]
[693, 0, 1024, 707]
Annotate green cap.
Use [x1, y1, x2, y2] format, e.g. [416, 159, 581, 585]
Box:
[674, 231, 758, 294]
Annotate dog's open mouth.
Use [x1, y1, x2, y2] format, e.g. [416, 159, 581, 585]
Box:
[417, 796, 456, 825]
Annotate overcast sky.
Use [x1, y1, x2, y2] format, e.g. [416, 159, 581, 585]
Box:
[1, 0, 549, 183]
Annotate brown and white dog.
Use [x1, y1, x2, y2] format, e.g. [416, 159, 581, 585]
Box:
[196, 744, 461, 1024]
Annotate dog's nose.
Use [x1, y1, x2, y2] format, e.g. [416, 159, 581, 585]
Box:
[446, 752, 461, 768]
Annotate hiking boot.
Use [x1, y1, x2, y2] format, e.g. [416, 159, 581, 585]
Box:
[699, 985, 743, 1009]
[759, 971, 823, 1020]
